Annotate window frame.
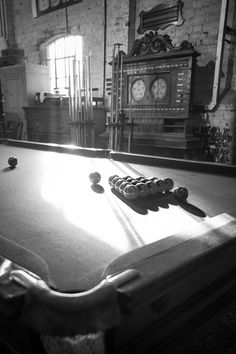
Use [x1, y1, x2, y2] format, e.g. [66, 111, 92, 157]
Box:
[44, 34, 83, 94]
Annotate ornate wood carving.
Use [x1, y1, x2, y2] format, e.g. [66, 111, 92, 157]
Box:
[137, 1, 184, 34]
[129, 31, 194, 57]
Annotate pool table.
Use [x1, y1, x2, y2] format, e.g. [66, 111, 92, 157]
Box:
[1, 138, 236, 354]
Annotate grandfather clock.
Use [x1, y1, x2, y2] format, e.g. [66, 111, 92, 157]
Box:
[121, 32, 200, 153]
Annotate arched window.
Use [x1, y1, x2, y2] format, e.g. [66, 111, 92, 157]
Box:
[46, 35, 83, 94]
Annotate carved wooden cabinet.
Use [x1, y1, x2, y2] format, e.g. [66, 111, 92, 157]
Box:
[0, 64, 49, 139]
[120, 32, 201, 152]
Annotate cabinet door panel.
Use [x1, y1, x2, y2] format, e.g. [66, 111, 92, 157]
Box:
[3, 73, 26, 112]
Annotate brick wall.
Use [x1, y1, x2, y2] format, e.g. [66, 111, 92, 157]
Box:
[11, 0, 129, 102]
[12, 0, 105, 95]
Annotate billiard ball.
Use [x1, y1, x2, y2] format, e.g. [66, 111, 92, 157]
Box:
[126, 177, 134, 183]
[123, 185, 139, 200]
[139, 178, 149, 183]
[89, 172, 101, 184]
[145, 181, 157, 195]
[108, 175, 119, 185]
[155, 179, 165, 193]
[111, 176, 120, 187]
[119, 181, 130, 195]
[8, 156, 18, 168]
[123, 176, 132, 181]
[136, 176, 145, 181]
[173, 186, 188, 202]
[163, 177, 174, 192]
[114, 178, 124, 191]
[149, 177, 158, 182]
[136, 182, 149, 197]
[131, 180, 140, 185]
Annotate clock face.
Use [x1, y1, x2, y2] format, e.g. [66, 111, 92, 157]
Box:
[151, 78, 167, 100]
[131, 79, 146, 101]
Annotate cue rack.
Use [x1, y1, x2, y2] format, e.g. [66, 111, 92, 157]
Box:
[108, 43, 136, 152]
[68, 52, 94, 147]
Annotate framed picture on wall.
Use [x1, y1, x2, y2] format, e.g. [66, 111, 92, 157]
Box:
[31, 0, 83, 18]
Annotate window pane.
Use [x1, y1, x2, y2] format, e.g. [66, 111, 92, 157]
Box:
[75, 36, 83, 61]
[55, 58, 65, 78]
[55, 37, 65, 58]
[47, 42, 55, 60]
[66, 36, 75, 57]
[56, 78, 66, 90]
[46, 35, 83, 93]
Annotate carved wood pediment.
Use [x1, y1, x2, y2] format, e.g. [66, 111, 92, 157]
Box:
[129, 32, 194, 57]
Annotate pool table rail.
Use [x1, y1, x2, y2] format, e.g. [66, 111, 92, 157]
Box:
[0, 138, 111, 158]
[0, 260, 139, 336]
[1, 138, 236, 176]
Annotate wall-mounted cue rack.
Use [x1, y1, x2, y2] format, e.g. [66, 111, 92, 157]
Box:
[114, 32, 201, 153]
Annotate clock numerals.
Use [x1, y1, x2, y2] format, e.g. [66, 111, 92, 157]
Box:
[151, 78, 167, 100]
[131, 79, 146, 101]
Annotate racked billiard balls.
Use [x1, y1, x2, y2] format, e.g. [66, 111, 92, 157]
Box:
[114, 178, 124, 191]
[126, 177, 134, 183]
[136, 176, 145, 181]
[155, 179, 165, 193]
[111, 176, 120, 187]
[163, 177, 174, 192]
[139, 178, 149, 183]
[123, 176, 132, 181]
[8, 156, 18, 168]
[89, 172, 101, 185]
[145, 181, 157, 195]
[149, 176, 158, 182]
[108, 174, 119, 186]
[173, 186, 188, 202]
[136, 182, 149, 197]
[119, 181, 130, 195]
[131, 180, 140, 186]
[123, 185, 139, 200]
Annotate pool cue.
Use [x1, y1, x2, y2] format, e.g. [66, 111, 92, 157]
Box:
[109, 46, 116, 150]
[73, 59, 78, 145]
[88, 52, 94, 147]
[77, 60, 83, 146]
[119, 50, 124, 113]
[114, 45, 120, 151]
[118, 50, 124, 151]
[127, 88, 132, 153]
[83, 57, 88, 147]
[85, 55, 90, 147]
[68, 57, 74, 144]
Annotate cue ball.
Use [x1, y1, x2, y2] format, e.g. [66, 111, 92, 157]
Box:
[89, 172, 101, 184]
[173, 186, 188, 202]
[8, 156, 18, 168]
